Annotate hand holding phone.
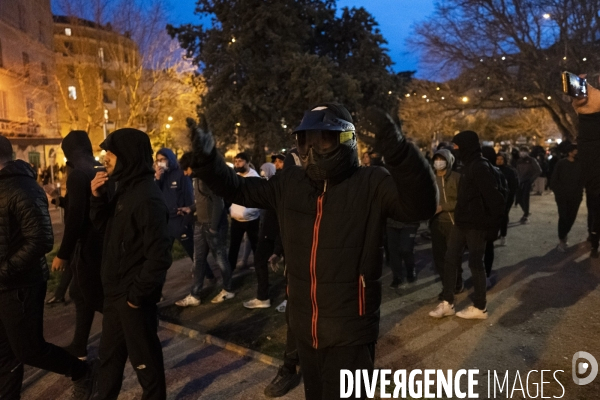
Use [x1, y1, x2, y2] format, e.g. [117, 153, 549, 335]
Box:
[562, 71, 587, 98]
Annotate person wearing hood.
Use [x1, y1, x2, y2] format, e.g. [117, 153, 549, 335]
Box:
[90, 129, 172, 399]
[496, 152, 519, 246]
[243, 162, 284, 310]
[0, 135, 94, 399]
[515, 146, 542, 223]
[189, 103, 437, 399]
[49, 130, 104, 360]
[174, 152, 231, 307]
[429, 148, 461, 295]
[549, 143, 583, 252]
[154, 147, 195, 259]
[429, 131, 505, 320]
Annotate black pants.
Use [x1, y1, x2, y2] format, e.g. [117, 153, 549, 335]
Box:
[500, 195, 514, 237]
[386, 226, 417, 281]
[556, 196, 582, 241]
[517, 180, 533, 216]
[282, 302, 300, 373]
[0, 282, 87, 398]
[442, 226, 488, 310]
[296, 340, 375, 400]
[228, 219, 259, 270]
[67, 274, 97, 358]
[96, 297, 166, 400]
[484, 240, 494, 277]
[254, 238, 274, 300]
[586, 193, 600, 250]
[430, 218, 453, 277]
[53, 266, 73, 300]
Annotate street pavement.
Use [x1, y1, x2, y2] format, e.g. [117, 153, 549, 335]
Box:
[26, 190, 600, 398]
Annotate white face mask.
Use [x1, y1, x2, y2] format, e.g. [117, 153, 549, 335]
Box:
[519, 152, 528, 158]
[433, 160, 447, 171]
[157, 161, 168, 169]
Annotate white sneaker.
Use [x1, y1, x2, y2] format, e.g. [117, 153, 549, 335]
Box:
[175, 294, 201, 307]
[556, 241, 567, 252]
[456, 305, 488, 320]
[428, 301, 455, 319]
[275, 300, 287, 313]
[243, 298, 271, 309]
[211, 289, 235, 303]
[499, 236, 506, 246]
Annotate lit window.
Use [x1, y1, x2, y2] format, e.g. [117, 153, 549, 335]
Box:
[65, 28, 72, 36]
[68, 86, 77, 100]
[98, 48, 104, 61]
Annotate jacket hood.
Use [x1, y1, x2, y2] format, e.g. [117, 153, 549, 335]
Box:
[0, 159, 37, 180]
[260, 162, 276, 180]
[156, 147, 179, 170]
[61, 130, 97, 169]
[452, 130, 481, 163]
[497, 152, 509, 166]
[481, 146, 497, 166]
[100, 128, 154, 185]
[433, 149, 455, 172]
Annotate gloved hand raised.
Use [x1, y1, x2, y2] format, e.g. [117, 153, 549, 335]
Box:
[357, 107, 405, 157]
[187, 116, 215, 166]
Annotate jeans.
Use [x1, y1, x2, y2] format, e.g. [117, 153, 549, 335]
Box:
[442, 226, 488, 310]
[517, 180, 533, 216]
[556, 196, 582, 241]
[0, 282, 87, 398]
[228, 219, 259, 270]
[192, 222, 232, 295]
[386, 225, 418, 281]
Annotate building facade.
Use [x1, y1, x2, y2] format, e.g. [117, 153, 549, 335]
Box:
[0, 0, 62, 169]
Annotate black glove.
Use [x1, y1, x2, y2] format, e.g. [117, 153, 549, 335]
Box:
[187, 116, 215, 167]
[358, 107, 404, 157]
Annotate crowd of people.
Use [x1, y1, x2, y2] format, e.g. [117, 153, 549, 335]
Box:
[0, 86, 598, 399]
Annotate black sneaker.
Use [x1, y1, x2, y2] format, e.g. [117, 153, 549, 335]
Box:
[71, 361, 96, 400]
[591, 248, 599, 259]
[406, 269, 417, 283]
[264, 366, 302, 398]
[520, 216, 529, 224]
[389, 278, 402, 289]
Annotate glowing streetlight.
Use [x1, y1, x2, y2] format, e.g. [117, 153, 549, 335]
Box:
[543, 13, 551, 19]
[523, 97, 528, 100]
[500, 97, 504, 101]
[547, 96, 552, 100]
[167, 116, 173, 121]
[165, 124, 171, 129]
[462, 96, 469, 103]
[235, 122, 241, 127]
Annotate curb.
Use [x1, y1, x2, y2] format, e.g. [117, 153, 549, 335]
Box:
[158, 320, 282, 368]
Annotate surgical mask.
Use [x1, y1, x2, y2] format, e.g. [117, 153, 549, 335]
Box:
[157, 161, 167, 169]
[519, 152, 528, 158]
[433, 160, 447, 171]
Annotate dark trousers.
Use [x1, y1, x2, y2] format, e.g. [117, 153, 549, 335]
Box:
[442, 226, 488, 310]
[586, 194, 600, 249]
[517, 180, 533, 216]
[500, 196, 514, 237]
[430, 218, 453, 277]
[53, 266, 73, 300]
[0, 282, 87, 398]
[228, 219, 259, 270]
[96, 297, 165, 400]
[282, 302, 300, 373]
[386, 225, 418, 281]
[296, 340, 375, 400]
[191, 223, 231, 295]
[67, 274, 97, 358]
[254, 238, 275, 300]
[556, 196, 582, 241]
[484, 240, 494, 277]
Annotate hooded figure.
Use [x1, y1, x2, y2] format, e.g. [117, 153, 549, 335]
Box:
[155, 147, 195, 257]
[52, 130, 104, 358]
[90, 128, 172, 398]
[260, 162, 276, 179]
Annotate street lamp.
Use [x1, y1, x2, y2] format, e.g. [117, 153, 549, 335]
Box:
[462, 96, 469, 103]
[543, 13, 551, 19]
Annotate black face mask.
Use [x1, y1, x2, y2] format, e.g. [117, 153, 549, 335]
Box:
[234, 166, 248, 174]
[299, 145, 358, 181]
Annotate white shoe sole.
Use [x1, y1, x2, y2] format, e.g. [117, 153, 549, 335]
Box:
[456, 312, 488, 320]
[243, 303, 271, 309]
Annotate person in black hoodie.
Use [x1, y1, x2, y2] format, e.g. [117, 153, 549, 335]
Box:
[573, 77, 600, 258]
[0, 135, 94, 399]
[50, 131, 104, 360]
[495, 152, 519, 246]
[90, 128, 172, 399]
[189, 104, 437, 399]
[429, 131, 505, 320]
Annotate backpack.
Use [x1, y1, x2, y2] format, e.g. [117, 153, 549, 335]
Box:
[482, 159, 509, 204]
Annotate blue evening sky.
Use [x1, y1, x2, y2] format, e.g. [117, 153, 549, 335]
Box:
[168, 0, 436, 76]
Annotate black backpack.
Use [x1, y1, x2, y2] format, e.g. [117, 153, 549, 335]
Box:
[482, 159, 509, 204]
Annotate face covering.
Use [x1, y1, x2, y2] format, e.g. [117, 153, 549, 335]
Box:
[234, 166, 247, 174]
[433, 160, 447, 171]
[157, 161, 168, 170]
[519, 152, 528, 158]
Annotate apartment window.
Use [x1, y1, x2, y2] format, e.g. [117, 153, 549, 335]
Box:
[65, 27, 72, 36]
[46, 105, 53, 126]
[102, 90, 111, 104]
[26, 99, 34, 123]
[67, 64, 75, 78]
[22, 52, 30, 78]
[0, 39, 3, 68]
[68, 86, 77, 100]
[28, 152, 40, 169]
[98, 47, 104, 61]
[41, 63, 48, 85]
[63, 41, 73, 56]
[0, 91, 7, 119]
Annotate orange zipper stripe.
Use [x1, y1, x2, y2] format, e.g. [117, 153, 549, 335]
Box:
[310, 182, 327, 349]
[359, 275, 366, 316]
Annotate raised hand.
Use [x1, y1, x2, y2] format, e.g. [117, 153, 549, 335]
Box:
[187, 116, 215, 165]
[357, 107, 404, 155]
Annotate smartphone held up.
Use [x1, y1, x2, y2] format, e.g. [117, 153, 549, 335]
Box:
[562, 71, 587, 98]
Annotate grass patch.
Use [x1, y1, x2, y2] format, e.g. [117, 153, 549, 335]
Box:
[171, 240, 189, 261]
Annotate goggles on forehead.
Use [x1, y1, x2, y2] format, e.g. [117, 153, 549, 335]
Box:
[296, 130, 354, 155]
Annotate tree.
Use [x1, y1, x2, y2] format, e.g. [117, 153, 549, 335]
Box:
[167, 0, 404, 162]
[410, 0, 600, 140]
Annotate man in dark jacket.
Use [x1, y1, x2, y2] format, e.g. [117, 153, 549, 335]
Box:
[550, 144, 583, 252]
[496, 152, 519, 246]
[155, 147, 195, 259]
[0, 135, 93, 399]
[189, 104, 437, 399]
[574, 76, 600, 258]
[50, 130, 104, 360]
[515, 146, 542, 223]
[429, 131, 505, 320]
[175, 152, 231, 307]
[90, 129, 172, 399]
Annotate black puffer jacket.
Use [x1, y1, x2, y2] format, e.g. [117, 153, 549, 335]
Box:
[194, 140, 436, 349]
[577, 112, 600, 198]
[0, 160, 53, 291]
[90, 129, 172, 306]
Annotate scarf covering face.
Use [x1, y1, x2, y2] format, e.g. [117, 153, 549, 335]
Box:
[100, 128, 154, 187]
[452, 130, 482, 163]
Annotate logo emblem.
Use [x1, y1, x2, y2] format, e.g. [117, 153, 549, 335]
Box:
[572, 351, 598, 385]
